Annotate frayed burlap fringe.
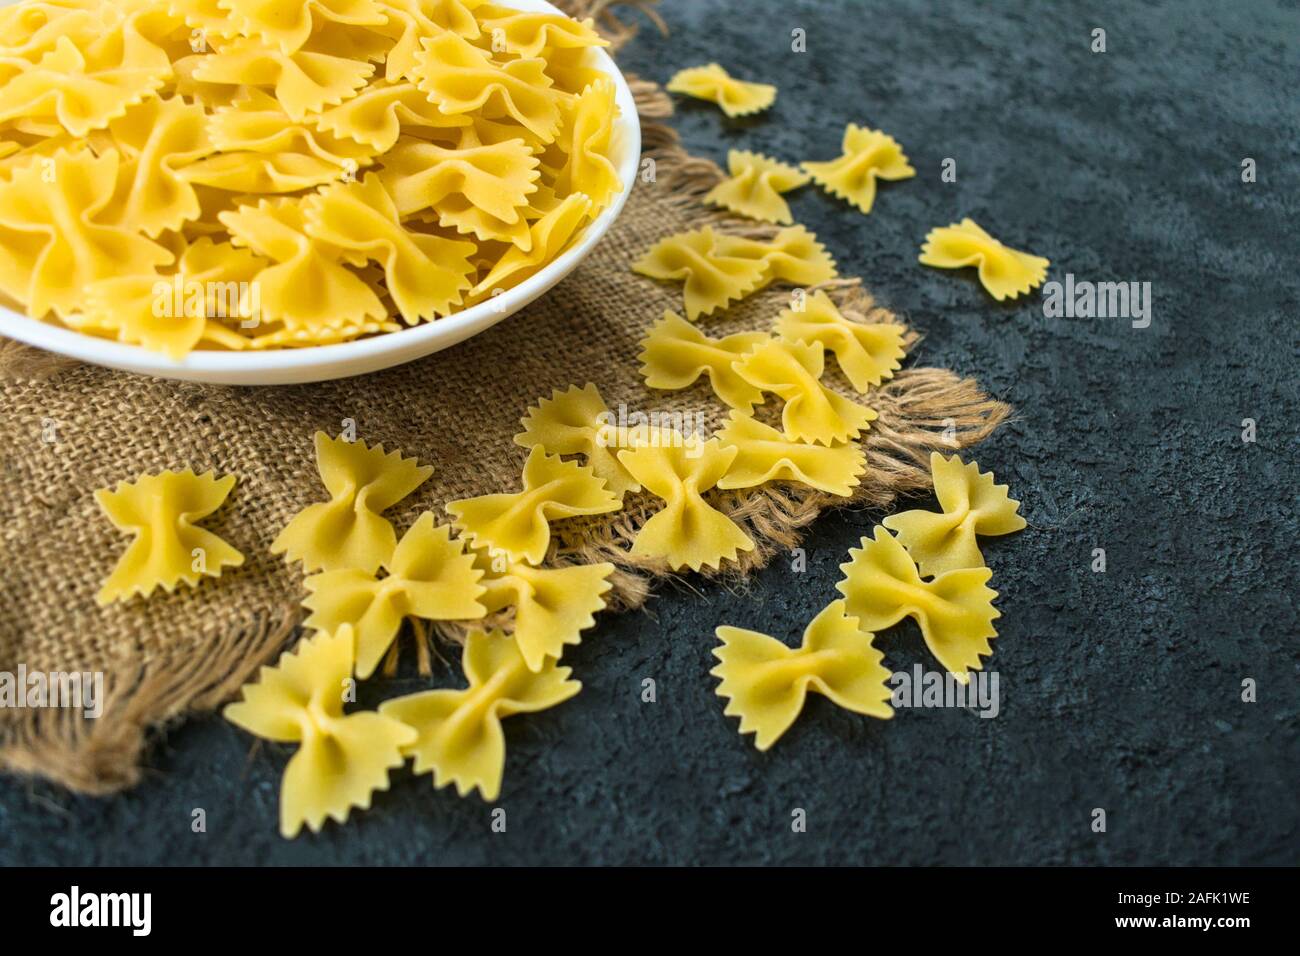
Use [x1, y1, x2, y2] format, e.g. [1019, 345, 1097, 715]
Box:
[0, 605, 298, 795]
[0, 7, 1006, 795]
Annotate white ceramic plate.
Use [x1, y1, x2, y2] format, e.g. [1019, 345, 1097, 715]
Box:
[0, 0, 641, 384]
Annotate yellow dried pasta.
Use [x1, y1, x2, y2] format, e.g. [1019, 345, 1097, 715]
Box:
[0, 0, 624, 356]
[836, 527, 1000, 681]
[776, 290, 906, 392]
[637, 310, 768, 411]
[802, 123, 915, 215]
[733, 339, 877, 446]
[616, 436, 755, 571]
[447, 444, 621, 564]
[716, 411, 865, 497]
[476, 551, 614, 672]
[379, 627, 581, 801]
[666, 62, 775, 117]
[919, 218, 1050, 301]
[712, 600, 892, 751]
[225, 626, 417, 838]
[514, 382, 639, 498]
[302, 513, 487, 679]
[632, 226, 770, 321]
[271, 431, 433, 574]
[705, 150, 809, 225]
[95, 468, 244, 605]
[882, 453, 1026, 577]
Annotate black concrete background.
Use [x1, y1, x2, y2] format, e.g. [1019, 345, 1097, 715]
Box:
[1, 0, 1296, 866]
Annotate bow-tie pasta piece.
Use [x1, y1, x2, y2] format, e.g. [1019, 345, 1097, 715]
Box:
[716, 411, 865, 497]
[303, 513, 487, 679]
[550, 78, 622, 212]
[837, 527, 1000, 681]
[179, 88, 377, 194]
[476, 551, 614, 672]
[919, 218, 1049, 301]
[309, 82, 471, 152]
[95, 469, 244, 605]
[712, 600, 892, 750]
[412, 31, 562, 143]
[638, 310, 769, 411]
[705, 150, 810, 225]
[189, 35, 374, 121]
[220, 197, 385, 329]
[225, 626, 417, 838]
[666, 62, 775, 118]
[617, 437, 755, 572]
[379, 628, 581, 801]
[515, 383, 639, 498]
[272, 431, 433, 574]
[711, 225, 838, 288]
[632, 226, 771, 321]
[473, 7, 608, 59]
[776, 290, 906, 392]
[447, 445, 621, 564]
[471, 192, 592, 296]
[221, 0, 388, 56]
[305, 174, 477, 323]
[377, 137, 539, 229]
[367, 0, 478, 81]
[80, 237, 267, 359]
[0, 149, 172, 319]
[0, 29, 171, 138]
[882, 453, 1026, 577]
[734, 339, 877, 446]
[105, 95, 209, 237]
[802, 123, 915, 215]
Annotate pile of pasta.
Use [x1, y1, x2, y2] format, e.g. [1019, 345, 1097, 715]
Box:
[0, 0, 623, 357]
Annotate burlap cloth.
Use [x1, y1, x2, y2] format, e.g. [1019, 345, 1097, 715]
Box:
[0, 3, 1008, 794]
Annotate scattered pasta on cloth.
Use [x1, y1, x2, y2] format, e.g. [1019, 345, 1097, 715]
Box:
[0, 0, 625, 356]
[17, 8, 1043, 831]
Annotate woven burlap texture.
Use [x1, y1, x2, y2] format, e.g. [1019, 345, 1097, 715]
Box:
[0, 18, 1008, 795]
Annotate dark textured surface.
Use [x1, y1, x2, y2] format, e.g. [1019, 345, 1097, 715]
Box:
[1, 0, 1297, 866]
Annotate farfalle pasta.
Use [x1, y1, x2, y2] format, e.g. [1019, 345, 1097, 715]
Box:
[94, 468, 244, 605]
[0, 0, 624, 356]
[919, 218, 1050, 301]
[477, 552, 614, 672]
[379, 627, 581, 801]
[637, 310, 768, 410]
[837, 527, 1000, 680]
[733, 338, 877, 446]
[631, 226, 770, 321]
[705, 150, 809, 225]
[272, 431, 433, 574]
[666, 63, 775, 118]
[447, 445, 621, 564]
[716, 411, 865, 497]
[882, 453, 1026, 577]
[225, 626, 417, 838]
[616, 436, 754, 571]
[514, 382, 639, 498]
[776, 290, 906, 392]
[802, 123, 915, 215]
[712, 600, 892, 750]
[712, 225, 838, 288]
[0, 149, 172, 319]
[302, 513, 487, 679]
